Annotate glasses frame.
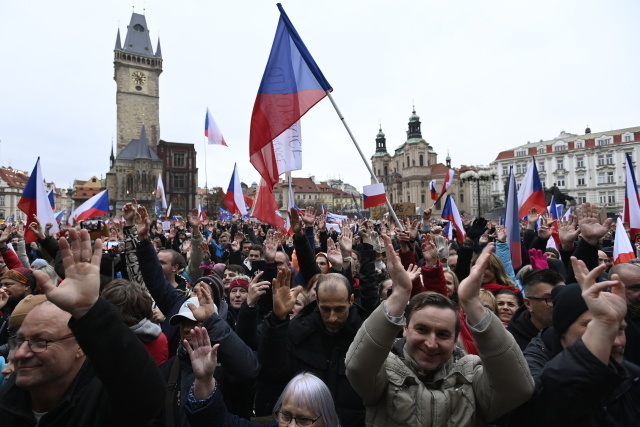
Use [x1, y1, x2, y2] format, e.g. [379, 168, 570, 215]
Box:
[276, 409, 322, 426]
[9, 333, 75, 353]
[527, 296, 553, 306]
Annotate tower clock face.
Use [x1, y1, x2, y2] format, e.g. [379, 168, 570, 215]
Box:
[131, 71, 146, 85]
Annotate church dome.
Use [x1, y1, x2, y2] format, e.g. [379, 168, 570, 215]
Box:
[409, 108, 420, 122]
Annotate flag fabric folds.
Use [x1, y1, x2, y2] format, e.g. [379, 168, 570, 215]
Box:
[326, 212, 348, 224]
[362, 183, 386, 209]
[224, 164, 248, 216]
[252, 178, 284, 228]
[219, 208, 233, 221]
[205, 107, 228, 146]
[18, 158, 60, 243]
[198, 204, 208, 221]
[47, 186, 56, 209]
[429, 179, 438, 201]
[439, 169, 455, 199]
[155, 173, 167, 218]
[249, 4, 332, 187]
[614, 217, 636, 264]
[166, 202, 172, 220]
[506, 167, 523, 269]
[441, 195, 465, 244]
[518, 158, 547, 218]
[623, 153, 640, 239]
[72, 190, 110, 222]
[54, 209, 65, 223]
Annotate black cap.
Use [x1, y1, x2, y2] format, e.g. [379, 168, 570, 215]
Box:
[552, 283, 588, 337]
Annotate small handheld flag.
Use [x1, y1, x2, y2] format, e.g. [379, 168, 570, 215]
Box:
[362, 183, 386, 209]
[224, 164, 248, 216]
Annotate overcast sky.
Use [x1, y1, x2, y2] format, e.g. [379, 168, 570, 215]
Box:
[1, 1, 638, 193]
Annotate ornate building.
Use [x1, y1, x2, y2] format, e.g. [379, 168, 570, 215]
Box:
[370, 109, 462, 216]
[106, 12, 196, 216]
[491, 126, 640, 214]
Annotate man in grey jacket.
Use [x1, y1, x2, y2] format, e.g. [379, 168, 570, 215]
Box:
[345, 238, 534, 426]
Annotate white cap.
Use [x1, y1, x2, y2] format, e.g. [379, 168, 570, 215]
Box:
[169, 297, 199, 325]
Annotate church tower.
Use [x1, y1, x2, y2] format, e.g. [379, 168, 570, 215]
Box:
[114, 13, 163, 154]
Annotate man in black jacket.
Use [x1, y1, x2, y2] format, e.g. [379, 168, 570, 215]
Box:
[507, 269, 564, 350]
[608, 261, 640, 366]
[501, 258, 640, 427]
[258, 269, 366, 426]
[0, 229, 164, 426]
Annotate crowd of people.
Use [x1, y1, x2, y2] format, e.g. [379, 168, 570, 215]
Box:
[0, 201, 638, 426]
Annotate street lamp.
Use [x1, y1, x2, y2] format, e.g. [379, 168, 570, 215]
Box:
[460, 170, 497, 217]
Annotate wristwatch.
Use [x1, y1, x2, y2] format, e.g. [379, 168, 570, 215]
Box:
[343, 257, 352, 262]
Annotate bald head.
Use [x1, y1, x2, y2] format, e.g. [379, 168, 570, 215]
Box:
[609, 262, 640, 306]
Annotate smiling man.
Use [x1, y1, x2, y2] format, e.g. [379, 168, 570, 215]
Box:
[346, 240, 534, 426]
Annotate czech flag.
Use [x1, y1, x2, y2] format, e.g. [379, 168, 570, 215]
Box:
[224, 163, 248, 216]
[429, 179, 438, 201]
[362, 183, 386, 209]
[249, 4, 332, 187]
[54, 209, 66, 223]
[252, 178, 284, 228]
[198, 204, 208, 221]
[517, 158, 547, 218]
[439, 169, 455, 199]
[18, 158, 60, 243]
[72, 189, 110, 222]
[205, 107, 228, 146]
[441, 195, 465, 243]
[505, 166, 522, 269]
[47, 186, 56, 209]
[614, 216, 636, 264]
[623, 153, 640, 239]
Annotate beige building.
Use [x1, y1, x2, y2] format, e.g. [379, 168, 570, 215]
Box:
[491, 126, 640, 214]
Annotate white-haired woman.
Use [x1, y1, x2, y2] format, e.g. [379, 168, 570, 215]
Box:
[184, 326, 340, 426]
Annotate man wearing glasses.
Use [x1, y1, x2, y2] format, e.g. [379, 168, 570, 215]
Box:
[507, 269, 565, 351]
[0, 229, 164, 426]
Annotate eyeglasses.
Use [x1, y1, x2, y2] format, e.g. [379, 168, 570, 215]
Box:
[276, 409, 321, 426]
[9, 333, 75, 353]
[527, 296, 553, 306]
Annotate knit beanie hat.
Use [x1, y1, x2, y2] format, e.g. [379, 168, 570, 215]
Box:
[193, 275, 224, 306]
[8, 294, 48, 331]
[229, 278, 250, 292]
[212, 263, 226, 279]
[3, 268, 36, 292]
[552, 283, 588, 337]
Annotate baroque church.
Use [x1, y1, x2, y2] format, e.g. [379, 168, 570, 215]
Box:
[370, 109, 459, 216]
[106, 12, 197, 217]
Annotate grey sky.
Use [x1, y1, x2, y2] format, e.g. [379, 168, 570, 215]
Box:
[1, 1, 638, 194]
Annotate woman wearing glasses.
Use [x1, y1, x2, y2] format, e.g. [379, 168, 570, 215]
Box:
[184, 326, 340, 427]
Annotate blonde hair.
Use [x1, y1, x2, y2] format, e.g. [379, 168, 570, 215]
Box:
[479, 289, 498, 315]
[473, 253, 517, 289]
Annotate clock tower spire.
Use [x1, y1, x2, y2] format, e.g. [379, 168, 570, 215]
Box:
[114, 12, 162, 154]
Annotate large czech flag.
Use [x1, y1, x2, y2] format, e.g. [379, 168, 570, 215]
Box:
[517, 158, 547, 218]
[18, 158, 60, 243]
[72, 190, 110, 222]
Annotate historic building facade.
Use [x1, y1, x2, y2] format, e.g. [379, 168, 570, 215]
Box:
[370, 109, 463, 216]
[491, 126, 640, 214]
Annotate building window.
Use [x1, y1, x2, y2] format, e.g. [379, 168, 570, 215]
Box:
[502, 166, 508, 176]
[553, 145, 567, 152]
[557, 176, 565, 188]
[516, 150, 527, 157]
[460, 193, 464, 203]
[607, 171, 615, 183]
[624, 134, 632, 142]
[597, 154, 605, 166]
[537, 147, 546, 154]
[556, 159, 564, 170]
[577, 174, 585, 186]
[406, 156, 410, 167]
[576, 156, 584, 168]
[173, 152, 186, 168]
[173, 173, 186, 189]
[421, 194, 425, 204]
[606, 153, 613, 165]
[599, 192, 616, 205]
[0, 196, 4, 206]
[575, 141, 584, 149]
[419, 155, 424, 167]
[0, 210, 4, 220]
[577, 193, 587, 204]
[597, 137, 611, 146]
[384, 166, 388, 176]
[538, 163, 545, 172]
[598, 172, 605, 184]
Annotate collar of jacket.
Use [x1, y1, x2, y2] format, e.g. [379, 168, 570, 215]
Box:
[289, 301, 363, 343]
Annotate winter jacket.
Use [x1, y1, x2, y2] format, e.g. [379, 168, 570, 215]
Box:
[506, 305, 540, 351]
[130, 318, 169, 365]
[500, 327, 640, 427]
[345, 303, 534, 426]
[0, 298, 165, 426]
[258, 301, 366, 426]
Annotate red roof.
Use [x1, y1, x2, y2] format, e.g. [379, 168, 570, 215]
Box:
[0, 168, 29, 188]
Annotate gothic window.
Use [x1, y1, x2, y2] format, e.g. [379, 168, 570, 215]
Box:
[133, 24, 145, 32]
[126, 175, 134, 194]
[173, 152, 186, 168]
[173, 173, 186, 189]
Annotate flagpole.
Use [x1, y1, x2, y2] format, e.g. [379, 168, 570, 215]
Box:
[325, 92, 403, 230]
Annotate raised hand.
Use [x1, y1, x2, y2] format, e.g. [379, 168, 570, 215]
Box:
[198, 241, 211, 259]
[558, 214, 579, 250]
[263, 235, 278, 264]
[339, 221, 353, 256]
[458, 242, 495, 324]
[137, 206, 151, 241]
[537, 224, 551, 240]
[122, 201, 138, 226]
[407, 219, 419, 241]
[36, 228, 103, 319]
[326, 238, 343, 270]
[289, 208, 303, 236]
[272, 267, 302, 320]
[301, 207, 316, 227]
[421, 233, 438, 265]
[183, 326, 219, 399]
[188, 208, 201, 234]
[406, 263, 420, 282]
[467, 217, 488, 240]
[528, 248, 549, 270]
[27, 218, 45, 241]
[576, 203, 612, 246]
[422, 208, 433, 223]
[382, 233, 412, 317]
[527, 208, 540, 229]
[247, 271, 270, 307]
[189, 284, 216, 321]
[496, 227, 507, 243]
